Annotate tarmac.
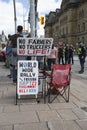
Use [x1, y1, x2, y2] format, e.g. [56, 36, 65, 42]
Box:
[0, 57, 87, 130]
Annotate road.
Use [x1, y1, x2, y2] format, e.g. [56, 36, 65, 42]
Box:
[72, 55, 87, 79]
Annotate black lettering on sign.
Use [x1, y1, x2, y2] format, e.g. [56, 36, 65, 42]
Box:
[19, 44, 25, 49]
[19, 62, 23, 67]
[19, 39, 26, 44]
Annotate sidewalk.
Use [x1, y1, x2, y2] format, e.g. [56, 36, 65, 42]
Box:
[0, 62, 87, 130]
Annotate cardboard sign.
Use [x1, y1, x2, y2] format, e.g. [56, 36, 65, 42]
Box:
[17, 38, 53, 56]
[17, 60, 38, 95]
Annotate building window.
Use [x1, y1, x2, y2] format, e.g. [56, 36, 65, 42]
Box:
[79, 9, 84, 19]
[66, 26, 68, 34]
[63, 28, 64, 35]
[56, 26, 59, 31]
[77, 38, 80, 43]
[78, 24, 80, 32]
[60, 29, 61, 35]
[82, 37, 84, 44]
[82, 22, 85, 32]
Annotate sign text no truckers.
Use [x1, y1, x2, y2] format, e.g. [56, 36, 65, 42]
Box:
[17, 38, 53, 56]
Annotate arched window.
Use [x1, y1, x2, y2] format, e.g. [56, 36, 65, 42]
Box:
[82, 37, 84, 44]
[78, 24, 80, 32]
[82, 22, 85, 32]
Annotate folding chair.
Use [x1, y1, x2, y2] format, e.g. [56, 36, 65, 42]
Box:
[47, 64, 71, 103]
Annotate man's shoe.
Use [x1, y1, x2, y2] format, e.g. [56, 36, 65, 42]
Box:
[7, 74, 11, 77]
[13, 80, 17, 83]
[78, 71, 84, 74]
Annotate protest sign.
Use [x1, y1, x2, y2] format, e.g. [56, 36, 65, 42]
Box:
[17, 60, 38, 95]
[17, 38, 53, 56]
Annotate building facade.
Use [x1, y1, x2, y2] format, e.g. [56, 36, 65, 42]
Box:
[44, 0, 87, 47]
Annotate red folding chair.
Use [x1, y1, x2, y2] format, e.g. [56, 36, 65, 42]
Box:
[47, 64, 71, 103]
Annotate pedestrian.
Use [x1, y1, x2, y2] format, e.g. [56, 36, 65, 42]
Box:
[77, 42, 86, 74]
[68, 44, 74, 64]
[11, 25, 26, 83]
[63, 44, 69, 64]
[6, 34, 13, 78]
[36, 56, 44, 69]
[1, 30, 7, 45]
[47, 44, 57, 70]
[58, 45, 64, 64]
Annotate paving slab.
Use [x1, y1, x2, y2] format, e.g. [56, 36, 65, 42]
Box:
[76, 119, 87, 130]
[20, 104, 50, 111]
[37, 110, 61, 122]
[57, 109, 78, 120]
[48, 102, 77, 110]
[0, 92, 2, 98]
[70, 94, 87, 108]
[48, 120, 82, 130]
[14, 122, 48, 130]
[0, 106, 3, 113]
[0, 98, 15, 105]
[0, 125, 13, 130]
[3, 105, 20, 113]
[0, 111, 39, 125]
[72, 108, 87, 120]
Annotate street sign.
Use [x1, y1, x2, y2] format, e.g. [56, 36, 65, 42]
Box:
[17, 37, 53, 56]
[17, 60, 38, 95]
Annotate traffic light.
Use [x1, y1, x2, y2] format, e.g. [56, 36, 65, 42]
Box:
[40, 16, 44, 25]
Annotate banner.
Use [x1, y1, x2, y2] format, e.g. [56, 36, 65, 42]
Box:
[17, 38, 53, 56]
[17, 60, 38, 95]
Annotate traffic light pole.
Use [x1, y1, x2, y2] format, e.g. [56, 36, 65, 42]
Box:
[28, 0, 38, 60]
[13, 0, 17, 33]
[29, 0, 35, 37]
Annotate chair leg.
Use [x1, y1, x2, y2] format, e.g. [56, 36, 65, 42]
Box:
[48, 86, 60, 103]
[59, 85, 70, 102]
[48, 85, 70, 103]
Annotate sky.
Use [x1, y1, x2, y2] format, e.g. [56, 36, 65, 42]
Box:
[0, 0, 62, 37]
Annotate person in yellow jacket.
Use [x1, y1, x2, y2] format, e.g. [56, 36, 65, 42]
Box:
[77, 42, 86, 74]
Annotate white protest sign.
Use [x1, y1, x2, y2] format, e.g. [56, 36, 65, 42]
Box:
[17, 38, 53, 56]
[17, 60, 38, 95]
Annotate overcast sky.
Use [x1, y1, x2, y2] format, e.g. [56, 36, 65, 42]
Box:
[0, 0, 62, 37]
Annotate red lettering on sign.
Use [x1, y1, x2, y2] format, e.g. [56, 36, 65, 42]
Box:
[19, 50, 25, 54]
[19, 89, 28, 93]
[36, 50, 42, 54]
[42, 49, 46, 54]
[27, 50, 34, 54]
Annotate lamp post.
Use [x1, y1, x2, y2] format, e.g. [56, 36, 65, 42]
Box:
[28, 0, 38, 60]
[28, 0, 35, 37]
[13, 0, 17, 33]
[35, 0, 38, 37]
[28, 0, 38, 37]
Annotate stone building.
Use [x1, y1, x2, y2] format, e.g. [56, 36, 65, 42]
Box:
[44, 0, 87, 47]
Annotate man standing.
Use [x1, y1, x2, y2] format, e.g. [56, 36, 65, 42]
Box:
[77, 42, 86, 74]
[58, 45, 64, 64]
[63, 44, 69, 64]
[11, 25, 24, 83]
[68, 44, 74, 64]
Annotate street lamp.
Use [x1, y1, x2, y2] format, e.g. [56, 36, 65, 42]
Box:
[28, 0, 35, 37]
[35, 0, 38, 37]
[13, 0, 17, 33]
[28, 0, 38, 37]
